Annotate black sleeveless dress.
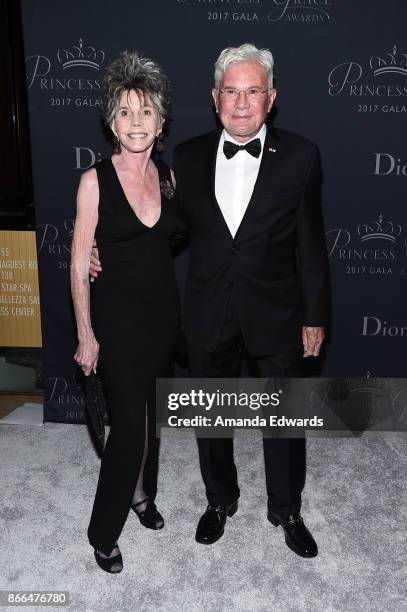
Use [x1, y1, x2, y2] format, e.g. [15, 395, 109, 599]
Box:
[87, 157, 181, 556]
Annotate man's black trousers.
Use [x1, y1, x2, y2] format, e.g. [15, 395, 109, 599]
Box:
[187, 289, 306, 516]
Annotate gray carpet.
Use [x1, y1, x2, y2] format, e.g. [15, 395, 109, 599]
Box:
[1, 423, 406, 612]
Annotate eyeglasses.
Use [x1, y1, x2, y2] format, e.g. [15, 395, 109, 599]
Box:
[219, 88, 270, 99]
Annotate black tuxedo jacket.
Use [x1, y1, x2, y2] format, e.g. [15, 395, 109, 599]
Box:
[173, 125, 330, 355]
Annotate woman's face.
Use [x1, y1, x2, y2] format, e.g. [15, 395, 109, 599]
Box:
[111, 89, 162, 154]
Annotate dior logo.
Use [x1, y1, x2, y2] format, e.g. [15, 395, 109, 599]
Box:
[362, 317, 407, 337]
[73, 147, 102, 170]
[373, 153, 407, 176]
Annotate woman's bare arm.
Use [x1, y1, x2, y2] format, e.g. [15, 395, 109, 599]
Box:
[70, 168, 99, 374]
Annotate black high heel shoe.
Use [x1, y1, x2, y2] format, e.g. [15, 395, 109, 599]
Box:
[131, 498, 165, 530]
[93, 544, 123, 573]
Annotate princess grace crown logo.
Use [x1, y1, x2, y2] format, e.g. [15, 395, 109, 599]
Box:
[57, 38, 105, 70]
[357, 214, 402, 243]
[327, 43, 407, 107]
[369, 46, 407, 77]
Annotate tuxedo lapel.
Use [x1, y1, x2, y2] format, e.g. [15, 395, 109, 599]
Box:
[208, 129, 235, 240]
[234, 125, 280, 240]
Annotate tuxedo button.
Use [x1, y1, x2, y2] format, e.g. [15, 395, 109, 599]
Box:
[231, 247, 239, 254]
[225, 281, 233, 288]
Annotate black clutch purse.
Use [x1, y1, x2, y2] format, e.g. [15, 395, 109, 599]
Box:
[80, 370, 108, 454]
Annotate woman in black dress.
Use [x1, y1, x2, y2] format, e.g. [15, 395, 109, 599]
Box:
[70, 51, 181, 573]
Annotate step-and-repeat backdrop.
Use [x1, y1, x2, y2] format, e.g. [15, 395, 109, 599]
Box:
[20, 0, 406, 422]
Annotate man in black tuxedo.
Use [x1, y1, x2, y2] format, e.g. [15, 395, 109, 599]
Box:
[173, 43, 329, 558]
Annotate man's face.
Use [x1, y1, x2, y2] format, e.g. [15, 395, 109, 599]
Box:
[212, 61, 276, 143]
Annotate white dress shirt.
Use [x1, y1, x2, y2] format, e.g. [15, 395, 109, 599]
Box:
[215, 124, 266, 238]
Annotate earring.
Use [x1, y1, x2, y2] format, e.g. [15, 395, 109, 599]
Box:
[113, 134, 121, 154]
[156, 133, 164, 153]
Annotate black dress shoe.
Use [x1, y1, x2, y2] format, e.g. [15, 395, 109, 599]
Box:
[131, 498, 165, 530]
[195, 500, 238, 545]
[267, 511, 318, 558]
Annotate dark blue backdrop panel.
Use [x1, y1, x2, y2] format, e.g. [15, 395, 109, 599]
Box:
[20, 0, 407, 422]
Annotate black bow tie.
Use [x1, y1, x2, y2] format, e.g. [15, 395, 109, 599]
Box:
[223, 138, 261, 160]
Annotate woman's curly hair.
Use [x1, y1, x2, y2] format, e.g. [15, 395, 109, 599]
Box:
[101, 50, 171, 127]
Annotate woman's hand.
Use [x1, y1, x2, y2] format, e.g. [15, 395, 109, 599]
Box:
[74, 335, 99, 376]
[89, 239, 102, 281]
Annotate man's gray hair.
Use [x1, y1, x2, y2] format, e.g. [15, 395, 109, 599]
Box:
[101, 50, 170, 127]
[214, 43, 274, 89]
